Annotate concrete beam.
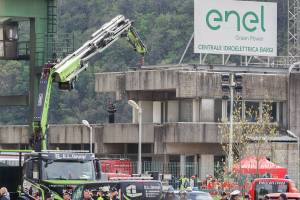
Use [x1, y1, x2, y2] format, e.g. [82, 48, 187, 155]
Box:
[95, 69, 287, 101]
[102, 123, 154, 143]
[0, 95, 28, 106]
[0, 125, 28, 143]
[164, 123, 220, 143]
[165, 143, 223, 155]
[0, 122, 222, 145]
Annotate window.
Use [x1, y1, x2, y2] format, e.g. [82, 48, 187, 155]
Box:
[245, 101, 260, 122]
[223, 100, 283, 123]
[127, 144, 153, 154]
[127, 144, 138, 154]
[214, 99, 222, 121]
[227, 101, 243, 119]
[142, 144, 153, 154]
[71, 144, 82, 150]
[42, 160, 95, 180]
[161, 101, 168, 123]
[83, 144, 94, 152]
[263, 102, 277, 122]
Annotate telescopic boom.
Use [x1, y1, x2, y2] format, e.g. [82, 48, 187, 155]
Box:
[31, 15, 147, 151]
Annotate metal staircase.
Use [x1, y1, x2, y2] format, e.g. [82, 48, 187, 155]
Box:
[46, 0, 57, 61]
[45, 0, 74, 62]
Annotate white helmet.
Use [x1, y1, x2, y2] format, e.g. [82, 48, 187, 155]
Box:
[230, 190, 241, 196]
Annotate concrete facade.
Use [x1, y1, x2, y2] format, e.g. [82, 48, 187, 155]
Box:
[92, 66, 296, 179]
[1, 65, 299, 179]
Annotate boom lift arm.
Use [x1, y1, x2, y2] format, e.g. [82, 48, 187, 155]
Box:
[31, 15, 147, 151]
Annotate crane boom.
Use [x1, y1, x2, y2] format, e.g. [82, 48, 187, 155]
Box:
[31, 15, 147, 151]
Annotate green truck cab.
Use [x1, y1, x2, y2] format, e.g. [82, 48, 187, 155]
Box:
[20, 151, 101, 200]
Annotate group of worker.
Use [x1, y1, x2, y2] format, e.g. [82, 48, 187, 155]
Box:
[30, 185, 120, 200]
[174, 174, 223, 191]
[81, 187, 119, 200]
[164, 187, 245, 200]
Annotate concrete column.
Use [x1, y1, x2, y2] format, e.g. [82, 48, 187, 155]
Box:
[180, 155, 186, 176]
[222, 100, 227, 121]
[167, 100, 179, 122]
[93, 127, 99, 154]
[139, 101, 153, 123]
[200, 154, 214, 179]
[282, 102, 287, 128]
[193, 99, 200, 122]
[200, 99, 215, 122]
[193, 155, 199, 176]
[153, 101, 162, 123]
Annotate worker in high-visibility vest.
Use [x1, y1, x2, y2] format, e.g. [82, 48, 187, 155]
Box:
[96, 189, 104, 200]
[179, 176, 190, 190]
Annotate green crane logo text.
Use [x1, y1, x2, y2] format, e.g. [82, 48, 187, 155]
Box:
[206, 6, 266, 32]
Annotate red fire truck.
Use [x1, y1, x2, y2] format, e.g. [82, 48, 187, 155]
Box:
[249, 178, 298, 200]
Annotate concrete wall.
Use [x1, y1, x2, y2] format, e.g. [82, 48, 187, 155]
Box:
[164, 123, 220, 143]
[102, 123, 154, 143]
[0, 125, 28, 144]
[289, 73, 300, 137]
[165, 143, 223, 155]
[0, 122, 221, 146]
[49, 125, 91, 144]
[125, 70, 177, 91]
[245, 142, 298, 181]
[95, 70, 288, 101]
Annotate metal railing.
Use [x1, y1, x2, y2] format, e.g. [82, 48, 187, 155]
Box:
[17, 41, 30, 59]
[131, 161, 199, 178]
[34, 33, 75, 65]
[197, 54, 300, 69]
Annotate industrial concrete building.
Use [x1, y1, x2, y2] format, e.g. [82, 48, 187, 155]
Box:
[0, 64, 299, 179]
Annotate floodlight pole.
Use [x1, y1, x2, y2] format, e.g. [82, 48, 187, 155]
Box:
[287, 130, 299, 185]
[82, 120, 93, 153]
[128, 100, 142, 175]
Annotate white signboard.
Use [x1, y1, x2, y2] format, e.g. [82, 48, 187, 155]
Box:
[194, 0, 277, 56]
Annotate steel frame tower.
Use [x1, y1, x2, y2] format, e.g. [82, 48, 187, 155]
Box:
[288, 0, 300, 63]
[0, 0, 57, 148]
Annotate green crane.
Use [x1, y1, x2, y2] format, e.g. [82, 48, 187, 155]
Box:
[14, 15, 146, 200]
[30, 15, 147, 152]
